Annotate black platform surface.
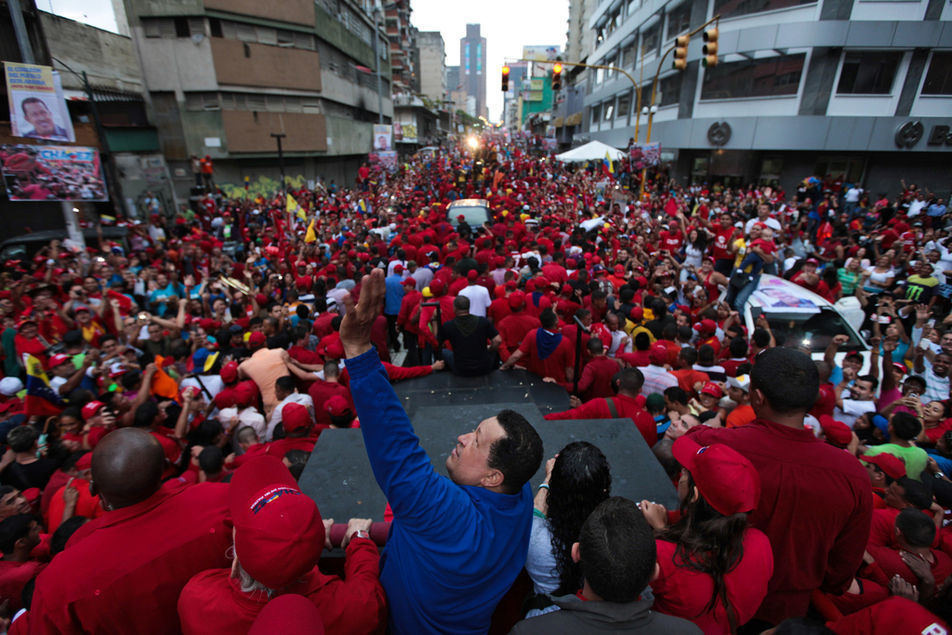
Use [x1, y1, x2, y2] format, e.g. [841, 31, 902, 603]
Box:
[299, 368, 678, 522]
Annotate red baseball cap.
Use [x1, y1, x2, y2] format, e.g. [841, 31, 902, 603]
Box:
[228, 456, 323, 589]
[701, 382, 724, 399]
[48, 353, 71, 369]
[466, 269, 478, 281]
[860, 452, 906, 480]
[694, 319, 717, 336]
[673, 436, 760, 516]
[233, 381, 258, 409]
[248, 331, 266, 348]
[649, 343, 669, 364]
[394, 264, 404, 273]
[282, 402, 312, 434]
[629, 307, 644, 322]
[401, 277, 416, 286]
[508, 290, 526, 310]
[324, 395, 351, 418]
[75, 452, 92, 471]
[250, 594, 326, 635]
[81, 401, 106, 420]
[818, 415, 852, 448]
[220, 361, 239, 385]
[429, 279, 445, 296]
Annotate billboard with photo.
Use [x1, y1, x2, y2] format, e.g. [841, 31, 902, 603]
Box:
[1, 144, 108, 201]
[629, 142, 661, 171]
[4, 62, 76, 143]
[373, 124, 392, 151]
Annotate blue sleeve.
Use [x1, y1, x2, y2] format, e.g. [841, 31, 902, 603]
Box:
[347, 349, 460, 533]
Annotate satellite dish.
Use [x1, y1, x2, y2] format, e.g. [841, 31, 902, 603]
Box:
[191, 33, 205, 45]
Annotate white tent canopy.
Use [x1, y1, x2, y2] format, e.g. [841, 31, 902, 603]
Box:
[555, 140, 626, 163]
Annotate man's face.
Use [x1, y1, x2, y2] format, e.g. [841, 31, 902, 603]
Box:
[884, 481, 906, 509]
[445, 416, 505, 488]
[606, 314, 619, 332]
[23, 100, 55, 136]
[758, 204, 769, 219]
[864, 463, 885, 487]
[148, 324, 162, 342]
[728, 386, 746, 403]
[939, 332, 952, 354]
[852, 379, 875, 401]
[843, 356, 862, 374]
[0, 489, 29, 520]
[934, 354, 952, 378]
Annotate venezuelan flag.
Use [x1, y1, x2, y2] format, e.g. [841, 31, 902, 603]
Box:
[23, 354, 64, 417]
[603, 151, 614, 175]
[287, 194, 306, 221]
[357, 199, 368, 215]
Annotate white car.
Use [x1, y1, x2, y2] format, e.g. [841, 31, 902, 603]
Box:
[741, 275, 873, 373]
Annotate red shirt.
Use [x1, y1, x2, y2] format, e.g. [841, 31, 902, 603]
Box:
[307, 379, 353, 426]
[576, 356, 622, 400]
[517, 328, 575, 384]
[544, 394, 657, 447]
[0, 561, 45, 612]
[177, 538, 386, 634]
[688, 420, 872, 624]
[868, 544, 952, 586]
[496, 313, 541, 359]
[651, 529, 773, 634]
[29, 483, 232, 634]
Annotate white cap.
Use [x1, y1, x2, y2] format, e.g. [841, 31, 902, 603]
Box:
[0, 377, 23, 397]
[727, 375, 750, 392]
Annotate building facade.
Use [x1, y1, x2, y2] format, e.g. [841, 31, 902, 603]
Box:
[417, 30, 446, 103]
[460, 24, 487, 118]
[121, 0, 393, 197]
[582, 0, 952, 196]
[385, 0, 416, 94]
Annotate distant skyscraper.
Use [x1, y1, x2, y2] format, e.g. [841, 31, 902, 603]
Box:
[459, 24, 487, 119]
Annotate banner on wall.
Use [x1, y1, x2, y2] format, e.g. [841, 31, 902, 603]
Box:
[372, 124, 392, 151]
[4, 62, 76, 142]
[1, 144, 107, 201]
[629, 142, 661, 171]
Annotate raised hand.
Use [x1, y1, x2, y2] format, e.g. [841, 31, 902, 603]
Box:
[340, 269, 385, 358]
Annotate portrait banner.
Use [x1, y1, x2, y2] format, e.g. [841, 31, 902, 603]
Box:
[4, 62, 76, 142]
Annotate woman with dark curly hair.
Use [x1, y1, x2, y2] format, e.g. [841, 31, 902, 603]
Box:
[524, 441, 611, 615]
[639, 435, 773, 634]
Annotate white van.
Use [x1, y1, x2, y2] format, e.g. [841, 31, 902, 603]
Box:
[741, 275, 873, 372]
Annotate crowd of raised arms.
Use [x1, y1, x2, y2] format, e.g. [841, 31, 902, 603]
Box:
[0, 136, 948, 634]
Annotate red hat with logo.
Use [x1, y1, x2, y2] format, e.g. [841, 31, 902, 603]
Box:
[673, 436, 761, 516]
[324, 395, 352, 418]
[694, 319, 717, 336]
[701, 381, 724, 399]
[818, 415, 852, 448]
[860, 452, 906, 480]
[649, 343, 669, 365]
[228, 456, 323, 589]
[282, 402, 312, 434]
[48, 353, 72, 369]
[81, 401, 105, 420]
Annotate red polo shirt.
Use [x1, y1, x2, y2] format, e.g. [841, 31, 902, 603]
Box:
[177, 537, 386, 634]
[29, 483, 231, 634]
[576, 356, 622, 400]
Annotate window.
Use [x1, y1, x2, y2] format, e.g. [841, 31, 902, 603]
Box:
[627, 0, 641, 17]
[603, 102, 615, 120]
[659, 74, 681, 106]
[666, 4, 691, 39]
[922, 51, 952, 95]
[209, 18, 222, 38]
[256, 26, 277, 45]
[622, 42, 637, 68]
[173, 17, 190, 38]
[591, 104, 601, 125]
[713, 0, 813, 19]
[837, 51, 902, 94]
[641, 25, 659, 55]
[617, 94, 631, 118]
[701, 53, 806, 100]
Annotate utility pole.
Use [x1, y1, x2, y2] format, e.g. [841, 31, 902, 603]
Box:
[372, 5, 384, 124]
[270, 133, 287, 190]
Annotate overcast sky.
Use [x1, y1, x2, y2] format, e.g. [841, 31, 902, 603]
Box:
[44, 0, 569, 122]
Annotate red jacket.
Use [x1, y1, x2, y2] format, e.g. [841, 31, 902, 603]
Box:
[544, 394, 657, 447]
[29, 484, 232, 634]
[177, 537, 387, 634]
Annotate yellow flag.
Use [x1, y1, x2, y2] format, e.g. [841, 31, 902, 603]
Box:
[287, 193, 305, 220]
[304, 218, 317, 243]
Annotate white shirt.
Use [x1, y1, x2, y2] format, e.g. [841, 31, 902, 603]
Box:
[834, 398, 876, 428]
[745, 216, 782, 235]
[459, 283, 492, 317]
[641, 364, 678, 396]
[266, 392, 315, 441]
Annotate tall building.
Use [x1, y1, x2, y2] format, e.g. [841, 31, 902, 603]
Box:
[417, 31, 446, 102]
[385, 0, 415, 94]
[583, 0, 952, 195]
[120, 0, 393, 195]
[460, 24, 487, 118]
[565, 0, 596, 66]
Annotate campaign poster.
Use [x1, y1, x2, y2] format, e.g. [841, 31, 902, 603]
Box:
[373, 124, 392, 151]
[377, 150, 398, 172]
[4, 62, 76, 143]
[1, 144, 108, 201]
[629, 142, 661, 171]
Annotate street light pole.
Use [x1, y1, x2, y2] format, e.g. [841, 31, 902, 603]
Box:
[270, 133, 287, 190]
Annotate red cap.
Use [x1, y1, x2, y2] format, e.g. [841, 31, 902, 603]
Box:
[673, 437, 760, 516]
[199, 318, 219, 332]
[629, 307, 644, 322]
[282, 402, 312, 434]
[504, 280, 517, 290]
[233, 381, 258, 409]
[228, 457, 323, 589]
[81, 401, 105, 420]
[250, 594, 326, 635]
[429, 279, 445, 296]
[466, 269, 478, 281]
[818, 415, 852, 448]
[700, 381, 724, 399]
[694, 319, 717, 336]
[220, 361, 239, 385]
[394, 264, 404, 273]
[861, 453, 906, 480]
[75, 452, 93, 471]
[649, 343, 669, 364]
[614, 264, 625, 275]
[324, 395, 351, 418]
[49, 353, 71, 369]
[248, 331, 266, 348]
[508, 290, 526, 310]
[892, 362, 907, 375]
[402, 277, 416, 286]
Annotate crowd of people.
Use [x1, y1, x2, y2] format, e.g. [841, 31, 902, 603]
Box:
[0, 135, 948, 633]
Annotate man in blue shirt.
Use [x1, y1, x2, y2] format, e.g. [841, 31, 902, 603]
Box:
[341, 269, 544, 634]
[384, 264, 406, 352]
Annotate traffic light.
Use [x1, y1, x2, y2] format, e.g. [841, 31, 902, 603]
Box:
[551, 63, 563, 90]
[502, 65, 510, 92]
[702, 28, 719, 67]
[672, 35, 689, 71]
